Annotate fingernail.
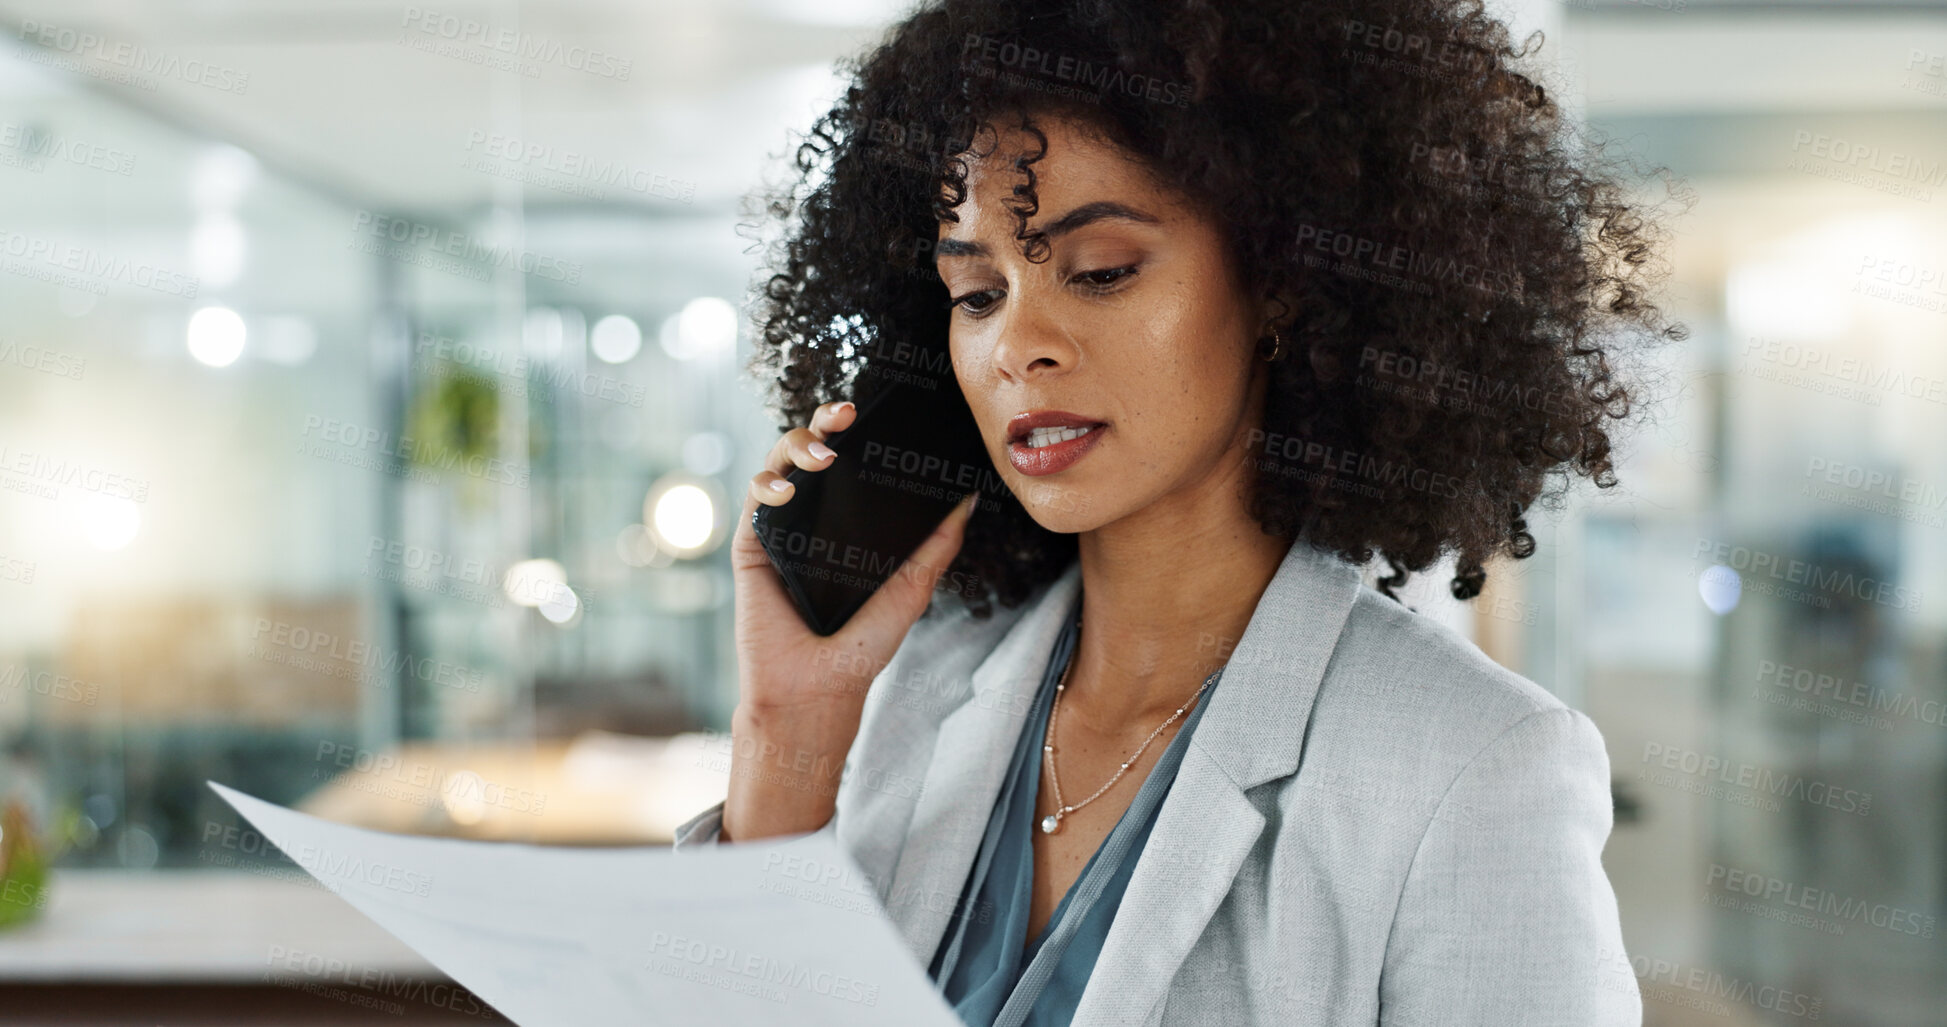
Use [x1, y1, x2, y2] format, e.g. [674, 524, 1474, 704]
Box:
[834, 401, 855, 415]
[768, 478, 793, 493]
[808, 441, 836, 461]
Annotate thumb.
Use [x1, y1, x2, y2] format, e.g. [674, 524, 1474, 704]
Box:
[848, 491, 979, 636]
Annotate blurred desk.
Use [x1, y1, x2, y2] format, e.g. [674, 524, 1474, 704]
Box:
[297, 730, 730, 845]
[0, 873, 507, 1022]
[0, 870, 434, 982]
[0, 732, 730, 986]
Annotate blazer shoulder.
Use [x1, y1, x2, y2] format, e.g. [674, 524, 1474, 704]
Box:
[1305, 585, 1588, 782]
[1350, 585, 1565, 709]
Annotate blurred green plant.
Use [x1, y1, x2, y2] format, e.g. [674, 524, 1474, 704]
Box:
[0, 799, 48, 930]
[407, 370, 500, 470]
[406, 369, 509, 508]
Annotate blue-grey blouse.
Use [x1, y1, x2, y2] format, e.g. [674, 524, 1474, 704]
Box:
[927, 597, 1223, 1027]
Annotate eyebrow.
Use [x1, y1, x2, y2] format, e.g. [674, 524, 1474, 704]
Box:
[934, 201, 1161, 259]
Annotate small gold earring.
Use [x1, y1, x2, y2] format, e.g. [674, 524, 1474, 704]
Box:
[1261, 327, 1284, 362]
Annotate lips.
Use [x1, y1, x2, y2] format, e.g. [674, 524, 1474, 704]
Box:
[1006, 410, 1108, 477]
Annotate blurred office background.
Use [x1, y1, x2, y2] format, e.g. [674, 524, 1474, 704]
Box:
[0, 0, 1942, 1022]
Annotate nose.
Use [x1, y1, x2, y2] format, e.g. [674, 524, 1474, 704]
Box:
[988, 299, 1080, 384]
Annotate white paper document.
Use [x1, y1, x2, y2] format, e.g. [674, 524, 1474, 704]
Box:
[208, 781, 962, 1027]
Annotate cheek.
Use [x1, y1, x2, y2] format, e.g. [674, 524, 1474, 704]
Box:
[949, 332, 978, 391]
[1117, 286, 1252, 422]
[950, 334, 1004, 423]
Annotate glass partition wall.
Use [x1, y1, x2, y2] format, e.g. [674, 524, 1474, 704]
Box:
[0, 39, 776, 871]
[1531, 16, 1947, 1021]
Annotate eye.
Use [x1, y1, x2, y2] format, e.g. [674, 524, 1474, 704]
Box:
[948, 288, 1004, 315]
[1072, 265, 1138, 292]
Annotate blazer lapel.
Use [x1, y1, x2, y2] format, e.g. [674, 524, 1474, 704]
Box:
[1072, 541, 1365, 1026]
[883, 565, 1083, 965]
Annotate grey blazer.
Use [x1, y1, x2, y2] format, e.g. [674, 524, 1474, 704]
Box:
[673, 541, 1641, 1026]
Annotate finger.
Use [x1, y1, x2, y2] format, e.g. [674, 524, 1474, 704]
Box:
[747, 469, 796, 507]
[846, 492, 978, 638]
[902, 491, 979, 585]
[766, 427, 839, 477]
[808, 400, 856, 440]
[730, 487, 773, 574]
[762, 402, 852, 478]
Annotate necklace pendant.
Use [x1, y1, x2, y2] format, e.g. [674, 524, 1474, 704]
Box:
[1040, 813, 1060, 834]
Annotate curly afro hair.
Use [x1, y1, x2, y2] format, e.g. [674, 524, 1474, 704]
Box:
[743, 0, 1689, 616]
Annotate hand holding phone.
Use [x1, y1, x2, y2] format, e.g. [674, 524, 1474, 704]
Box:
[731, 398, 979, 719]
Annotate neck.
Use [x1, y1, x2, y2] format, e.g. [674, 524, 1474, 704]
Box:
[1067, 434, 1292, 730]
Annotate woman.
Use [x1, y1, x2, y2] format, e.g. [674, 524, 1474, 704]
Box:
[675, 0, 1684, 1023]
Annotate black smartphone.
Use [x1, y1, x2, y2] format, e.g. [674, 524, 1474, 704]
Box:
[751, 380, 994, 635]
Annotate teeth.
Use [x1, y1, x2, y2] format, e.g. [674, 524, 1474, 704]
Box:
[1024, 425, 1096, 449]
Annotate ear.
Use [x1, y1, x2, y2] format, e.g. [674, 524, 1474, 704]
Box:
[1258, 289, 1296, 335]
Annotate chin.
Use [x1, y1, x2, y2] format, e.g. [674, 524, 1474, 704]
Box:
[1006, 476, 1117, 534]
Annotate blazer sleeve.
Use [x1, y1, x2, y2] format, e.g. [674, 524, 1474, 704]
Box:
[669, 798, 839, 851]
[1378, 707, 1641, 1027]
[670, 798, 728, 850]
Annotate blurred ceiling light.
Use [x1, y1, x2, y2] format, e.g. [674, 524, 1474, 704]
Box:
[657, 315, 681, 359]
[523, 307, 565, 360]
[191, 144, 258, 212]
[1698, 565, 1741, 616]
[190, 214, 247, 288]
[117, 826, 160, 870]
[259, 315, 318, 366]
[538, 585, 582, 626]
[661, 297, 737, 361]
[681, 431, 732, 476]
[590, 314, 643, 364]
[186, 306, 247, 367]
[83, 494, 141, 551]
[1725, 261, 1847, 342]
[645, 476, 722, 557]
[502, 557, 568, 608]
[83, 794, 116, 828]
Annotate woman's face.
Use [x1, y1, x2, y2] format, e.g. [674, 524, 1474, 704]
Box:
[937, 115, 1272, 534]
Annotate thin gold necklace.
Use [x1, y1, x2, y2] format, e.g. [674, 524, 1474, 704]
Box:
[1039, 636, 1218, 835]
